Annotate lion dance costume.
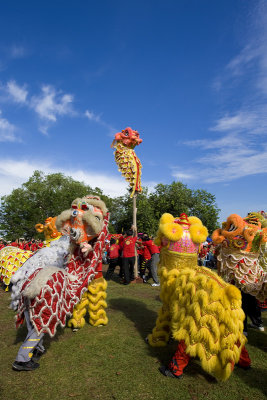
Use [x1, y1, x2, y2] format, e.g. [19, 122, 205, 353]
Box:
[0, 216, 62, 290]
[147, 213, 248, 381]
[212, 212, 267, 332]
[11, 195, 109, 371]
[111, 127, 142, 197]
[212, 213, 267, 301]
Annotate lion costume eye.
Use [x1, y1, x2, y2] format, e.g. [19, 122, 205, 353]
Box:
[72, 209, 78, 217]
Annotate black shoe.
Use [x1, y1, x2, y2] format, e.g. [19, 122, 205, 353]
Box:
[159, 366, 183, 379]
[123, 282, 130, 285]
[12, 360, 39, 371]
[31, 348, 46, 362]
[236, 363, 252, 370]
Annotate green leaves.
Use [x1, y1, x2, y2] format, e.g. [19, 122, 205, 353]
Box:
[0, 173, 220, 240]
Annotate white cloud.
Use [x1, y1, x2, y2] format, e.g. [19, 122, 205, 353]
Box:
[226, 45, 261, 76]
[31, 85, 73, 122]
[210, 112, 257, 132]
[171, 171, 194, 180]
[0, 159, 127, 199]
[0, 111, 17, 142]
[177, 3, 267, 185]
[84, 109, 117, 135]
[0, 158, 159, 200]
[9, 45, 27, 59]
[85, 110, 100, 122]
[6, 80, 28, 103]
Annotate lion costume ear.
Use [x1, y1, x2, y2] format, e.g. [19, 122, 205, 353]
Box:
[188, 216, 202, 226]
[189, 223, 208, 244]
[35, 223, 45, 233]
[212, 229, 224, 244]
[160, 222, 183, 242]
[159, 213, 174, 225]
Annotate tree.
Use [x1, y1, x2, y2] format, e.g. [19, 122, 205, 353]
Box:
[109, 182, 220, 237]
[109, 189, 158, 235]
[149, 182, 220, 235]
[0, 171, 111, 240]
[0, 172, 220, 240]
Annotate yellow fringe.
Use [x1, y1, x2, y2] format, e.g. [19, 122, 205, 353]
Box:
[68, 277, 108, 329]
[148, 251, 246, 382]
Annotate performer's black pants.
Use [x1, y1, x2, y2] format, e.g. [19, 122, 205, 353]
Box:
[105, 258, 119, 280]
[122, 256, 135, 284]
[242, 291, 263, 330]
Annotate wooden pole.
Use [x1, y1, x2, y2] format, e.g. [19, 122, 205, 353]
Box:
[133, 194, 138, 278]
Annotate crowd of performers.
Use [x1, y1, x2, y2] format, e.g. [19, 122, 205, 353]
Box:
[0, 200, 266, 384]
[105, 230, 160, 286]
[0, 238, 44, 252]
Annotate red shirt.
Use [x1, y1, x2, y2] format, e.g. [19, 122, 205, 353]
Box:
[108, 244, 120, 259]
[10, 242, 18, 247]
[122, 236, 137, 258]
[31, 243, 38, 252]
[0, 244, 4, 250]
[144, 240, 160, 255]
[142, 244, 151, 260]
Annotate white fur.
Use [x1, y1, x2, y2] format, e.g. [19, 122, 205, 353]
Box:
[22, 266, 68, 299]
[11, 235, 70, 310]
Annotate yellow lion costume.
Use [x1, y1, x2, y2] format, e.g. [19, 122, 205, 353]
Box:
[147, 213, 247, 381]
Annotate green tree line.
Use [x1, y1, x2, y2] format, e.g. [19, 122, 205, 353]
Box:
[0, 171, 220, 240]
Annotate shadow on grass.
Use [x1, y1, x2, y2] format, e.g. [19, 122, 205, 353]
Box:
[234, 366, 267, 397]
[246, 328, 267, 353]
[109, 297, 158, 340]
[109, 297, 225, 384]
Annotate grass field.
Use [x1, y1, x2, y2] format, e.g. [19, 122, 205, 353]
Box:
[0, 269, 267, 400]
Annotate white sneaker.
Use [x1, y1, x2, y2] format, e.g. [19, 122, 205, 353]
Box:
[249, 323, 265, 331]
[151, 283, 160, 287]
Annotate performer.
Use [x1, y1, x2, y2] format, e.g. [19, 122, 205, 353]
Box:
[121, 228, 137, 285]
[147, 212, 248, 382]
[11, 195, 109, 371]
[212, 213, 267, 334]
[105, 238, 120, 280]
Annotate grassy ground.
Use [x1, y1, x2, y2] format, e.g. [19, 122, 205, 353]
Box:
[0, 268, 267, 400]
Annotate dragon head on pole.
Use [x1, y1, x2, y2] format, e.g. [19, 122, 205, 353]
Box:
[111, 127, 142, 197]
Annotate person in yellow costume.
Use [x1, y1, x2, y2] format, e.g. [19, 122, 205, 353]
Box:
[147, 213, 249, 381]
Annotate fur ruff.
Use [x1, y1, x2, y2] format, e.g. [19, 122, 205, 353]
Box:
[22, 266, 71, 299]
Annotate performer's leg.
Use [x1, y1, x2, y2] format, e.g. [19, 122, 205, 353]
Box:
[237, 346, 251, 369]
[159, 340, 190, 378]
[243, 292, 264, 330]
[150, 253, 160, 284]
[122, 257, 130, 284]
[140, 258, 147, 282]
[13, 310, 44, 370]
[15, 310, 44, 362]
[105, 258, 118, 280]
[129, 256, 135, 281]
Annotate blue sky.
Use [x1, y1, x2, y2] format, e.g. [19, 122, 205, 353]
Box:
[0, 0, 266, 224]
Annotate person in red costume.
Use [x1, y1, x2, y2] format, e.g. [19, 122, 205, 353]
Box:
[18, 238, 25, 250]
[160, 341, 251, 379]
[30, 239, 38, 252]
[0, 239, 5, 250]
[142, 234, 160, 286]
[121, 227, 137, 285]
[138, 234, 152, 283]
[105, 238, 120, 280]
[10, 239, 19, 247]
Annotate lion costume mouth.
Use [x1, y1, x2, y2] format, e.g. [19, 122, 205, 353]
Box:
[228, 223, 237, 232]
